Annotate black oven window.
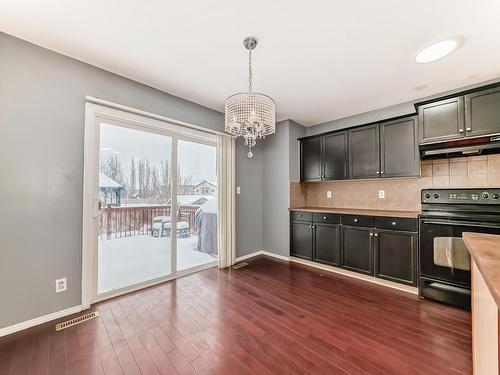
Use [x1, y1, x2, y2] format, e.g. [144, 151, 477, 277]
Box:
[433, 237, 471, 271]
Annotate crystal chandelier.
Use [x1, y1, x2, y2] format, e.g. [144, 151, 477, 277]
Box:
[225, 37, 276, 158]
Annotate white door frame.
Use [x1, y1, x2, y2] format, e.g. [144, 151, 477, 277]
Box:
[82, 100, 218, 309]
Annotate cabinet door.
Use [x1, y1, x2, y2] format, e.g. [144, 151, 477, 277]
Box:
[375, 230, 417, 286]
[465, 87, 500, 137]
[313, 224, 340, 266]
[380, 117, 419, 178]
[418, 97, 465, 143]
[348, 124, 380, 179]
[341, 226, 373, 275]
[290, 221, 312, 260]
[323, 132, 348, 180]
[300, 137, 322, 181]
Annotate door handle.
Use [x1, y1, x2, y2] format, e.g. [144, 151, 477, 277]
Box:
[421, 219, 500, 229]
[93, 197, 105, 218]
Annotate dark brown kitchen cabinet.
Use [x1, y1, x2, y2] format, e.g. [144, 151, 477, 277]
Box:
[313, 223, 340, 266]
[300, 137, 322, 181]
[375, 229, 417, 286]
[465, 87, 500, 137]
[290, 220, 312, 260]
[348, 124, 380, 179]
[341, 225, 374, 275]
[418, 97, 465, 143]
[380, 117, 419, 178]
[323, 131, 348, 180]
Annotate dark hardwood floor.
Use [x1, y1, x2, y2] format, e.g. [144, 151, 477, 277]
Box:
[0, 256, 472, 374]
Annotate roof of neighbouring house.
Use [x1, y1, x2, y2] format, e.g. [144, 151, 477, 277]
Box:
[99, 173, 123, 189]
[168, 195, 214, 206]
[192, 180, 217, 189]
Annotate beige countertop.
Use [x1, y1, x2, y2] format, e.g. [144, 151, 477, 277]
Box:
[289, 207, 420, 218]
[463, 232, 500, 308]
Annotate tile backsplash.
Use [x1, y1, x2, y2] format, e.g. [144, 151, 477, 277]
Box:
[290, 154, 500, 211]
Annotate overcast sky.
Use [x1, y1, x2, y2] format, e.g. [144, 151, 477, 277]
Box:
[100, 123, 217, 184]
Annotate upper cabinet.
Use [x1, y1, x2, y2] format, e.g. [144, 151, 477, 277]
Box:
[300, 136, 322, 181]
[348, 124, 380, 179]
[465, 87, 500, 137]
[380, 117, 419, 178]
[323, 131, 348, 180]
[418, 86, 500, 144]
[300, 132, 348, 182]
[418, 97, 465, 143]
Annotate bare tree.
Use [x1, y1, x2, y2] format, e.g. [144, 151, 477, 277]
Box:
[129, 157, 136, 196]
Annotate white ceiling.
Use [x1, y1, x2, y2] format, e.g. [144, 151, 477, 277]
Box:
[2, 0, 500, 126]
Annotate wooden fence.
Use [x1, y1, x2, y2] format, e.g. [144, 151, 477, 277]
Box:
[99, 204, 200, 239]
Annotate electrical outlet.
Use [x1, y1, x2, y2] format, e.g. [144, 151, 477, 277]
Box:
[236, 186, 241, 195]
[326, 191, 332, 198]
[56, 277, 67, 293]
[378, 190, 385, 199]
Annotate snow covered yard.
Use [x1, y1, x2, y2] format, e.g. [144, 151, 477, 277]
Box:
[98, 234, 216, 293]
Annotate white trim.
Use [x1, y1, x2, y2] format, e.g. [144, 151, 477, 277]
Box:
[85, 96, 225, 136]
[291, 257, 418, 295]
[235, 250, 291, 263]
[0, 305, 82, 338]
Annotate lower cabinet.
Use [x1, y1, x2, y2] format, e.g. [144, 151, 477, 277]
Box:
[290, 221, 312, 260]
[313, 223, 340, 266]
[375, 229, 417, 286]
[341, 225, 374, 275]
[291, 211, 417, 287]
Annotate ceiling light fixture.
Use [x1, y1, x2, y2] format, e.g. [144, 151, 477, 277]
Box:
[415, 37, 462, 64]
[225, 37, 276, 158]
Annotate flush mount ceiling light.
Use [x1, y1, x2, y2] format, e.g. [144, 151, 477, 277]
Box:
[415, 37, 463, 64]
[225, 37, 276, 158]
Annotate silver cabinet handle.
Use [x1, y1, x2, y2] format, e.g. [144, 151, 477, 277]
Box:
[466, 128, 471, 132]
[370, 232, 373, 236]
[323, 216, 327, 220]
[459, 129, 464, 133]
[391, 221, 396, 226]
[374, 233, 378, 237]
[381, 171, 384, 174]
[354, 218, 358, 222]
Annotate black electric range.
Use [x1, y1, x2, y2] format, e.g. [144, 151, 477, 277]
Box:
[419, 188, 500, 309]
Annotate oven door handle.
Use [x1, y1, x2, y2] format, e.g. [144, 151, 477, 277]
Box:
[421, 219, 500, 229]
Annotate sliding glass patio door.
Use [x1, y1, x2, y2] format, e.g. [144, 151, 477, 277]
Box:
[87, 110, 218, 303]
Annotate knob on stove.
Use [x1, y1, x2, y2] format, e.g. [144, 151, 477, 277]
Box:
[433, 193, 440, 199]
[424, 193, 431, 199]
[491, 193, 499, 200]
[482, 192, 490, 199]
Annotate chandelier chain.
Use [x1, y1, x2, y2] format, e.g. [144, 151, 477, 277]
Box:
[248, 49, 253, 93]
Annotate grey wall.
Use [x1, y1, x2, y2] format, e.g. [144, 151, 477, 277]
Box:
[307, 78, 500, 137]
[0, 32, 263, 329]
[261, 120, 291, 257]
[235, 141, 264, 257]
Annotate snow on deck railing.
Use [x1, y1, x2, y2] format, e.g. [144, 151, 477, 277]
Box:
[99, 204, 199, 239]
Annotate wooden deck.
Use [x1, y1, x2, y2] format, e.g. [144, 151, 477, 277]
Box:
[0, 256, 472, 374]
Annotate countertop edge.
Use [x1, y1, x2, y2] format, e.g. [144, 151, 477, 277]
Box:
[289, 207, 420, 219]
[463, 232, 500, 309]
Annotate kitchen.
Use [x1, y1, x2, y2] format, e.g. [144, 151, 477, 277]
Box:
[290, 83, 500, 374]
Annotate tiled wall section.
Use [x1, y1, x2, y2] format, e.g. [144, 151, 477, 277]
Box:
[290, 154, 500, 211]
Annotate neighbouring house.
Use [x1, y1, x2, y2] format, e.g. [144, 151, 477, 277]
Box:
[191, 180, 217, 195]
[167, 194, 214, 206]
[99, 173, 123, 206]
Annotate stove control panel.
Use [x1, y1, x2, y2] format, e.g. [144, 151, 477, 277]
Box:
[422, 189, 500, 204]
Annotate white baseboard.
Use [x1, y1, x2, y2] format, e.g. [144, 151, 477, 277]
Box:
[291, 257, 418, 295]
[235, 250, 290, 263]
[0, 305, 82, 338]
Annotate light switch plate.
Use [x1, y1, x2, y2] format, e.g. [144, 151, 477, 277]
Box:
[327, 191, 332, 198]
[236, 186, 241, 195]
[378, 190, 385, 199]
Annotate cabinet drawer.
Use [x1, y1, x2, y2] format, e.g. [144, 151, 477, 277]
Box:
[374, 217, 417, 232]
[313, 213, 340, 224]
[290, 211, 312, 222]
[341, 214, 374, 227]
